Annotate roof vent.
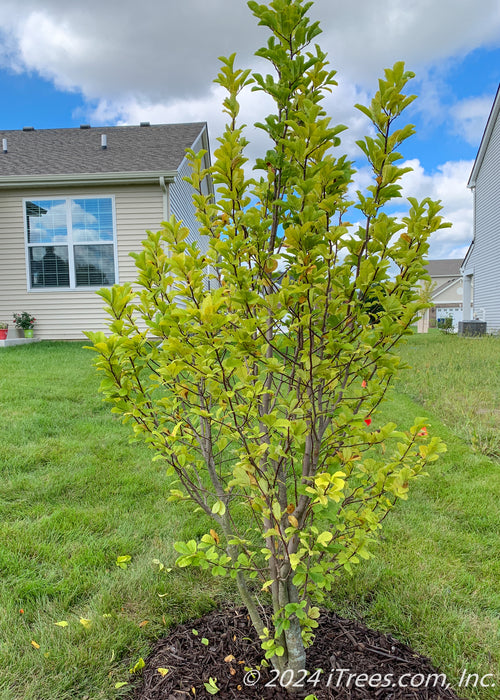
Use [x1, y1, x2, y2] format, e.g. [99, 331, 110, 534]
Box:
[101, 134, 107, 150]
[80, 124, 91, 129]
[140, 121, 150, 127]
[22, 126, 35, 131]
[2, 139, 7, 153]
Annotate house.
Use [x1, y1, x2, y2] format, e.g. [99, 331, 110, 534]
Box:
[461, 84, 500, 332]
[0, 122, 212, 340]
[426, 259, 464, 328]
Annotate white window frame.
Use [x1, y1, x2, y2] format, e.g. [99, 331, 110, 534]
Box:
[23, 195, 119, 292]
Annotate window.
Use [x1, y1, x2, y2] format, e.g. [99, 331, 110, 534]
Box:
[24, 197, 117, 289]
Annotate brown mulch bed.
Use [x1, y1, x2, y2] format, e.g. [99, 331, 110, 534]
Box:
[133, 606, 465, 699]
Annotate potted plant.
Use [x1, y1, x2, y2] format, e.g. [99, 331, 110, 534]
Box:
[13, 312, 36, 338]
[0, 321, 8, 340]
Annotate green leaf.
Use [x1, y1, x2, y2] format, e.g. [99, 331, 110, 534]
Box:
[204, 677, 220, 695]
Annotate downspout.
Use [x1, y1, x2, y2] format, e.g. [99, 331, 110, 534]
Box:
[159, 175, 170, 222]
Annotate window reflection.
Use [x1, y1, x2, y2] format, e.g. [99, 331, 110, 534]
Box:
[26, 200, 68, 245]
[75, 245, 115, 286]
[30, 246, 70, 287]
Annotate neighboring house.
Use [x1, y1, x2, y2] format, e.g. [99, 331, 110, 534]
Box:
[426, 259, 464, 329]
[461, 84, 500, 332]
[0, 122, 212, 340]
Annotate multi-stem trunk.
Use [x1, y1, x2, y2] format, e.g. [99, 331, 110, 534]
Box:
[274, 570, 307, 685]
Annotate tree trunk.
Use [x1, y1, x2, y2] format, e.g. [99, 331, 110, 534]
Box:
[272, 574, 308, 691]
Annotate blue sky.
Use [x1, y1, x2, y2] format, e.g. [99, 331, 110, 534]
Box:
[0, 0, 499, 260]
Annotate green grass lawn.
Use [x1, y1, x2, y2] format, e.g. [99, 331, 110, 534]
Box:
[396, 329, 500, 459]
[0, 337, 498, 699]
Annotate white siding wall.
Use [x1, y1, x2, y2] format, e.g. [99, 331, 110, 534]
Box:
[169, 131, 210, 255]
[0, 183, 163, 339]
[471, 110, 500, 331]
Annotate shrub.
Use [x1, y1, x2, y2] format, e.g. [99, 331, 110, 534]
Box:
[87, 0, 447, 685]
[438, 316, 454, 333]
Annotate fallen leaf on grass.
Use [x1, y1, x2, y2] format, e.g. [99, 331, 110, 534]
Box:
[116, 555, 131, 570]
[31, 640, 40, 649]
[129, 657, 145, 674]
[79, 618, 92, 629]
[54, 621, 68, 627]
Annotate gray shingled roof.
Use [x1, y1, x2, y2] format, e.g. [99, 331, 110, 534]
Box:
[425, 259, 462, 277]
[0, 123, 206, 177]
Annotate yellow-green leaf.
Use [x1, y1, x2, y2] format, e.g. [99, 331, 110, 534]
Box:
[317, 531, 333, 546]
[211, 500, 226, 516]
[129, 657, 145, 674]
[271, 501, 281, 521]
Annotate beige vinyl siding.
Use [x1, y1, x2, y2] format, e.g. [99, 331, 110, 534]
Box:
[471, 107, 500, 331]
[432, 278, 464, 305]
[0, 183, 163, 339]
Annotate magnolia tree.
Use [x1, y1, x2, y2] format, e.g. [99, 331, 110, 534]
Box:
[87, 0, 447, 685]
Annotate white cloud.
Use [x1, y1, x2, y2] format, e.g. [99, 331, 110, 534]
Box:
[344, 159, 474, 260]
[398, 159, 474, 259]
[451, 95, 494, 146]
[315, 0, 500, 86]
[0, 0, 497, 165]
[0, 0, 499, 114]
[0, 0, 493, 261]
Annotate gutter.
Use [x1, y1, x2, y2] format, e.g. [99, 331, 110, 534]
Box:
[0, 170, 177, 189]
